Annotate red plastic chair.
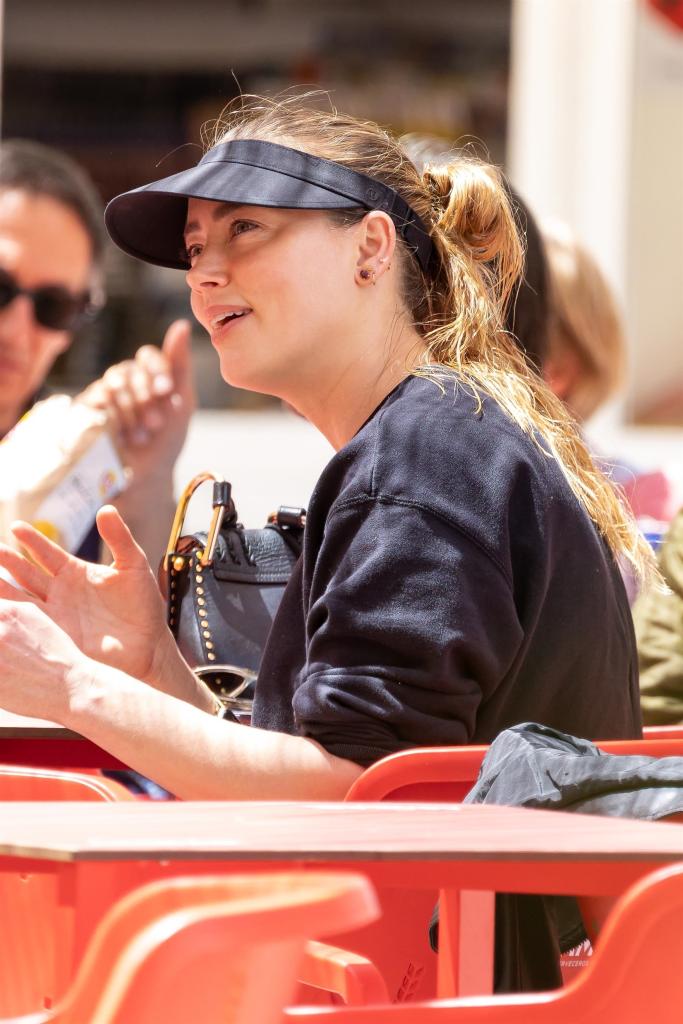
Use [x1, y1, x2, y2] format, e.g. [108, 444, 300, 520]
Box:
[4, 871, 378, 1024]
[642, 725, 683, 740]
[0, 765, 381, 1014]
[0, 764, 135, 1016]
[325, 736, 683, 1004]
[345, 737, 683, 803]
[285, 862, 683, 1024]
[0, 764, 136, 801]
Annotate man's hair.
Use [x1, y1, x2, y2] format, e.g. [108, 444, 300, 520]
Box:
[0, 139, 105, 267]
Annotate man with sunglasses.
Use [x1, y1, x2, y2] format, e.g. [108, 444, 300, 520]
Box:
[0, 140, 193, 565]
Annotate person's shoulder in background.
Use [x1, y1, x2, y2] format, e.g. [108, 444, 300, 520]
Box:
[635, 505, 683, 724]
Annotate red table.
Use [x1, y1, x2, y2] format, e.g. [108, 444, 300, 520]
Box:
[1, 800, 683, 1007]
[0, 710, 125, 769]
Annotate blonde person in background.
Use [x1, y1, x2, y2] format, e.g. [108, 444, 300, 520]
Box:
[0, 140, 194, 567]
[541, 223, 625, 423]
[542, 224, 683, 722]
[542, 223, 673, 524]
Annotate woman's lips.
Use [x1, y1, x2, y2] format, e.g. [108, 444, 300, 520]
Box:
[209, 309, 252, 342]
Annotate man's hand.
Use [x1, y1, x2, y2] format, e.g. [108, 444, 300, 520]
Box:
[76, 319, 195, 565]
[77, 318, 195, 485]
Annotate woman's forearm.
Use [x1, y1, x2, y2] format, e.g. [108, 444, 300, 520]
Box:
[63, 658, 363, 800]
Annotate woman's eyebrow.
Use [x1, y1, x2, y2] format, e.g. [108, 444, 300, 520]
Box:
[184, 203, 247, 237]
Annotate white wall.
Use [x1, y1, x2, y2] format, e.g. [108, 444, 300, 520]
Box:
[508, 0, 683, 423]
[508, 0, 636, 308]
[627, 4, 683, 416]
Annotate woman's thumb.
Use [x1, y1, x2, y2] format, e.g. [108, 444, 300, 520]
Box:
[96, 505, 148, 570]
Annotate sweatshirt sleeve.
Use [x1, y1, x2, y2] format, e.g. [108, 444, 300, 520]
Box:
[292, 497, 524, 766]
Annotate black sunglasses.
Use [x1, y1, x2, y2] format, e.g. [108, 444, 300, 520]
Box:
[0, 267, 94, 331]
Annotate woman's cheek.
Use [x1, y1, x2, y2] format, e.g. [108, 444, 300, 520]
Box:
[189, 293, 208, 333]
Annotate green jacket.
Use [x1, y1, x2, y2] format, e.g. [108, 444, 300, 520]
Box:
[635, 508, 683, 724]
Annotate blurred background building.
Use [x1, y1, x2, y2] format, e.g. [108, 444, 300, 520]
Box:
[0, 0, 681, 520]
[0, 0, 512, 409]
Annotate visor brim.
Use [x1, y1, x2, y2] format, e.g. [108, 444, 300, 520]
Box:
[104, 162, 364, 270]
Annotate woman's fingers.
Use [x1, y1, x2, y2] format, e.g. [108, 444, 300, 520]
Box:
[8, 522, 72, 577]
[0, 573, 35, 604]
[96, 505, 149, 571]
[0, 543, 49, 600]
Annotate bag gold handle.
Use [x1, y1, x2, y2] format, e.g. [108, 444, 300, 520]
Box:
[164, 471, 227, 572]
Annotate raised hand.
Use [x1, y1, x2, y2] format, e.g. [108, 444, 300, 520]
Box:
[76, 319, 196, 565]
[76, 318, 195, 480]
[0, 506, 176, 686]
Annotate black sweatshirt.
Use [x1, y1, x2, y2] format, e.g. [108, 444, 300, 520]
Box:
[253, 375, 641, 764]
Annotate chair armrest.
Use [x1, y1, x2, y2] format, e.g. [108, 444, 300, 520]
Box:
[299, 940, 391, 1005]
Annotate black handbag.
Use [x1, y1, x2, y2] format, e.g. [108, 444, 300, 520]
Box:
[159, 472, 305, 719]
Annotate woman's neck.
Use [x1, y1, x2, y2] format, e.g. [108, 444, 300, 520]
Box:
[293, 321, 426, 450]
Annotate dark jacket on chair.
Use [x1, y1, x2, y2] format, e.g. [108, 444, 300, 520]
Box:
[431, 722, 683, 992]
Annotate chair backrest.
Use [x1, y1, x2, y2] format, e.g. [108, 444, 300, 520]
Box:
[285, 862, 683, 1024]
[53, 872, 378, 1024]
[642, 725, 683, 741]
[0, 764, 136, 801]
[344, 738, 683, 804]
[345, 747, 489, 803]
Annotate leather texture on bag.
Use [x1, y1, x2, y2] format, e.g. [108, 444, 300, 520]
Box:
[163, 480, 304, 716]
[171, 525, 300, 676]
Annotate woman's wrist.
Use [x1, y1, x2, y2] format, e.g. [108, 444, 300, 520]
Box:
[144, 630, 217, 714]
[62, 655, 109, 730]
[62, 650, 218, 740]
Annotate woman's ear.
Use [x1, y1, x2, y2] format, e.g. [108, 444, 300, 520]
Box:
[355, 211, 396, 284]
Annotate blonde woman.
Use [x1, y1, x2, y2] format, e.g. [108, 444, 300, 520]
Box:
[543, 223, 672, 523]
[0, 95, 649, 800]
[542, 224, 625, 422]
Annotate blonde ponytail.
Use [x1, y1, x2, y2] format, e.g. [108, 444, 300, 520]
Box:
[425, 160, 522, 317]
[416, 157, 654, 583]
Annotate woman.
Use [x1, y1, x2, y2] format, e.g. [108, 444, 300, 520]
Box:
[0, 95, 650, 799]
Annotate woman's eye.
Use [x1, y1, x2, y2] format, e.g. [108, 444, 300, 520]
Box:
[232, 220, 257, 237]
[185, 242, 203, 262]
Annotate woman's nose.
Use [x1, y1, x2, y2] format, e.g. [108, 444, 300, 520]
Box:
[185, 249, 230, 291]
[1, 293, 37, 339]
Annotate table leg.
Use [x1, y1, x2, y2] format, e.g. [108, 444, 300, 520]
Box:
[437, 888, 495, 997]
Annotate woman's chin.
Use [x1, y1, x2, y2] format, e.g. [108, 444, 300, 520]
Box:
[217, 362, 280, 401]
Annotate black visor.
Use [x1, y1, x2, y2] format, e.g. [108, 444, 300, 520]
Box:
[105, 139, 434, 274]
